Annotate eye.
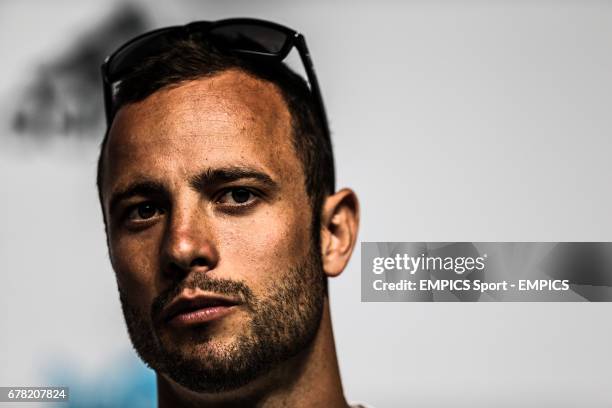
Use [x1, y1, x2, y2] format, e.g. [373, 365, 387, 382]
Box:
[217, 188, 257, 206]
[126, 202, 164, 221]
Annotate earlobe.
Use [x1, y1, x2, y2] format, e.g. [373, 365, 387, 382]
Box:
[320, 188, 360, 277]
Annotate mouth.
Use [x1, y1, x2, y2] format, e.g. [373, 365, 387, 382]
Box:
[162, 293, 241, 328]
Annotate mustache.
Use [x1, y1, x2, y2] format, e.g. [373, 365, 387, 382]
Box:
[151, 273, 255, 321]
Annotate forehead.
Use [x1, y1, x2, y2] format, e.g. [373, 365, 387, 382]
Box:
[102, 70, 302, 196]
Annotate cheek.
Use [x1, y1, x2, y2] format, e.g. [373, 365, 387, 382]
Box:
[110, 233, 160, 298]
[214, 205, 312, 291]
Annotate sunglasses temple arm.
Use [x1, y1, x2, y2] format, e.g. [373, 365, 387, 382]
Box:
[295, 35, 331, 140]
[101, 64, 113, 126]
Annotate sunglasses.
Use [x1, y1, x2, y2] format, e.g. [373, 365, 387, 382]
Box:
[101, 18, 329, 138]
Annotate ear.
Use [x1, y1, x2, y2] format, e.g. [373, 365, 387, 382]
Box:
[320, 188, 360, 277]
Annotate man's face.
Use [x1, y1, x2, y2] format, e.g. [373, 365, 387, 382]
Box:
[101, 70, 326, 392]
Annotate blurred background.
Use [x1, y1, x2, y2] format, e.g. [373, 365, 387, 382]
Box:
[1, 1, 611, 407]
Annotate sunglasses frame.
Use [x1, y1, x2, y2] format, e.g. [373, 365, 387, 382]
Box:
[101, 18, 329, 139]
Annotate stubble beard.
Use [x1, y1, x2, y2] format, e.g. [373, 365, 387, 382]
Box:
[117, 240, 326, 394]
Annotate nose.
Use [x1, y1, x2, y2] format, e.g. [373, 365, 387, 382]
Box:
[160, 201, 219, 281]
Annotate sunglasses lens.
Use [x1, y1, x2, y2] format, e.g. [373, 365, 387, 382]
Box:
[107, 29, 180, 79]
[209, 24, 289, 55]
[104, 22, 296, 122]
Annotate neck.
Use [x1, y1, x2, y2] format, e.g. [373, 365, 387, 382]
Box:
[156, 298, 348, 408]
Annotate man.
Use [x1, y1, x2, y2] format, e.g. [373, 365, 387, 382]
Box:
[97, 19, 360, 407]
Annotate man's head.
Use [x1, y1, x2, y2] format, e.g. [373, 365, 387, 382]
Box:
[97, 29, 358, 396]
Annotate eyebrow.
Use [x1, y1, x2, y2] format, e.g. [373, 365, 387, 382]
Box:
[108, 180, 168, 216]
[189, 166, 278, 192]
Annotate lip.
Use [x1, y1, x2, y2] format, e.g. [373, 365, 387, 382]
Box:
[162, 293, 241, 328]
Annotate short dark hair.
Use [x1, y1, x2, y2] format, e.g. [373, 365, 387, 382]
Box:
[96, 32, 335, 224]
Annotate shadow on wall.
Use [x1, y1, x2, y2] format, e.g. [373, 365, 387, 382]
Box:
[12, 4, 150, 137]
